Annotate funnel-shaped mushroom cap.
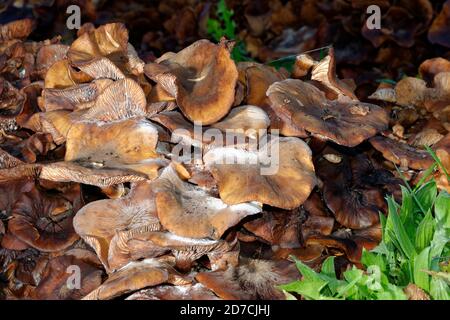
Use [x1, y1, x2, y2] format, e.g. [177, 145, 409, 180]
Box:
[370, 136, 434, 170]
[75, 57, 125, 80]
[204, 136, 316, 210]
[144, 39, 238, 125]
[196, 259, 298, 300]
[80, 78, 147, 121]
[65, 118, 159, 165]
[83, 259, 169, 300]
[74, 181, 160, 270]
[68, 23, 129, 65]
[267, 79, 389, 147]
[8, 186, 79, 252]
[154, 166, 261, 239]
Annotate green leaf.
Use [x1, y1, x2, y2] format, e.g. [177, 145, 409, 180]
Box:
[278, 279, 331, 300]
[386, 196, 417, 259]
[414, 180, 437, 214]
[320, 256, 336, 278]
[435, 191, 450, 230]
[415, 210, 436, 251]
[361, 249, 387, 272]
[414, 247, 431, 292]
[430, 277, 450, 300]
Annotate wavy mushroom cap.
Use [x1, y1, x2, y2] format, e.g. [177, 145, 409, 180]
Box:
[65, 118, 159, 165]
[31, 250, 104, 300]
[44, 59, 92, 89]
[74, 181, 160, 269]
[35, 44, 69, 77]
[68, 23, 129, 66]
[267, 79, 389, 147]
[144, 39, 238, 125]
[0, 18, 34, 41]
[7, 186, 79, 252]
[80, 78, 147, 121]
[153, 166, 261, 239]
[0, 78, 25, 119]
[370, 136, 434, 170]
[204, 136, 316, 210]
[82, 259, 169, 300]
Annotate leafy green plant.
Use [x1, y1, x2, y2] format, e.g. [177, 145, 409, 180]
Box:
[282, 152, 450, 300]
[207, 0, 250, 62]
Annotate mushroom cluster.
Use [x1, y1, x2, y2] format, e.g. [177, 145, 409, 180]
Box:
[0, 20, 449, 300]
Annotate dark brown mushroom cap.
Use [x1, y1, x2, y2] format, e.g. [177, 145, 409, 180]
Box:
[126, 283, 220, 300]
[154, 166, 261, 239]
[428, 0, 450, 48]
[0, 78, 25, 119]
[370, 136, 434, 170]
[144, 39, 238, 125]
[306, 224, 382, 263]
[7, 185, 79, 252]
[82, 259, 169, 300]
[302, 192, 335, 240]
[243, 208, 302, 248]
[434, 133, 450, 172]
[31, 250, 104, 300]
[35, 44, 69, 77]
[0, 19, 35, 41]
[267, 79, 389, 147]
[196, 259, 298, 300]
[204, 136, 316, 210]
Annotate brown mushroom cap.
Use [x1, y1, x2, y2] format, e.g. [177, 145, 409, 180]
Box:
[7, 185, 79, 252]
[73, 181, 160, 270]
[154, 166, 261, 239]
[44, 59, 92, 89]
[428, 0, 450, 48]
[144, 39, 238, 125]
[35, 44, 69, 77]
[65, 118, 159, 165]
[0, 78, 25, 119]
[81, 78, 147, 122]
[204, 136, 316, 210]
[68, 23, 129, 66]
[31, 250, 104, 300]
[0, 18, 34, 41]
[370, 136, 434, 170]
[267, 79, 389, 147]
[82, 259, 169, 300]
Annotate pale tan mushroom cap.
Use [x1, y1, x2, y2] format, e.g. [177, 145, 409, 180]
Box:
[154, 166, 262, 239]
[204, 136, 316, 210]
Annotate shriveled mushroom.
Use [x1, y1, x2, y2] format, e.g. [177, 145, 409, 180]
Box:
[7, 185, 79, 252]
[267, 79, 389, 147]
[144, 39, 238, 125]
[154, 166, 261, 239]
[204, 136, 316, 210]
